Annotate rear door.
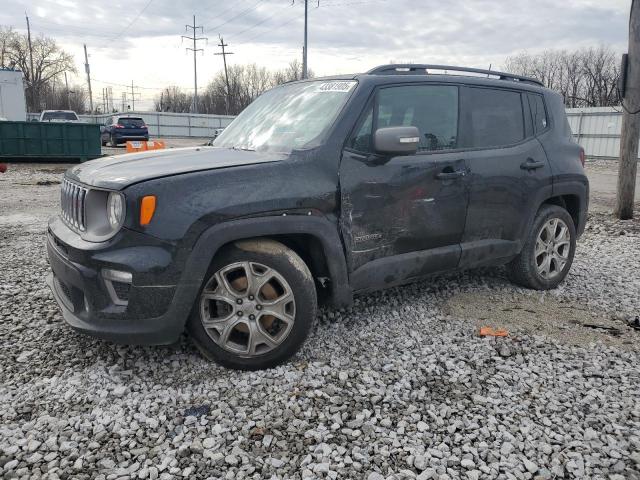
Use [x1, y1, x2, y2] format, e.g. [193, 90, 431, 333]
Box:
[339, 83, 469, 291]
[458, 86, 552, 268]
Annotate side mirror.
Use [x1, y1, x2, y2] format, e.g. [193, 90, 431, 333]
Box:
[374, 126, 420, 155]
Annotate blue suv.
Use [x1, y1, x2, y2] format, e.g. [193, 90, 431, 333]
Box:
[101, 116, 149, 147]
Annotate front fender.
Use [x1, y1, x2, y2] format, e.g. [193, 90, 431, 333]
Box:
[176, 215, 352, 313]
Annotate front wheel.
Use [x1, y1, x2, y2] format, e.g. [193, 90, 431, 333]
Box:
[507, 204, 577, 290]
[188, 239, 317, 370]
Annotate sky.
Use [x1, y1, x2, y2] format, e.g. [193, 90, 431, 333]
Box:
[1, 0, 632, 110]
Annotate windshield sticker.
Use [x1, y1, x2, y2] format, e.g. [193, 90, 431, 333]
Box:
[316, 81, 356, 93]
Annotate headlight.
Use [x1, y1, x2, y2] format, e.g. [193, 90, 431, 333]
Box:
[107, 192, 125, 229]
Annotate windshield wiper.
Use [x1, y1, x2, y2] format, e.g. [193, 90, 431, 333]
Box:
[231, 146, 256, 152]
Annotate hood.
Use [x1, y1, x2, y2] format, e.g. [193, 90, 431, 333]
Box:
[66, 146, 286, 190]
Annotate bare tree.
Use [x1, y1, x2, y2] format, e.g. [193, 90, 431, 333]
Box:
[39, 80, 87, 113]
[504, 46, 620, 107]
[154, 86, 193, 113]
[157, 60, 316, 115]
[6, 33, 75, 111]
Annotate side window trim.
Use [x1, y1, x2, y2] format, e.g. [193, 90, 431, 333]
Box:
[522, 93, 534, 138]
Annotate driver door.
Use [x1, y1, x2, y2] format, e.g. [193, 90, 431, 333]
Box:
[339, 84, 469, 292]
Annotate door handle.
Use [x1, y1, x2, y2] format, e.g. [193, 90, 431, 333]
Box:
[520, 158, 545, 170]
[436, 169, 466, 180]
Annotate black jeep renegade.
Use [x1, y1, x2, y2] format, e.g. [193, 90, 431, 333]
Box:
[47, 64, 588, 369]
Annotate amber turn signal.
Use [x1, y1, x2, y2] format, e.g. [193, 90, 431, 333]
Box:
[139, 195, 156, 226]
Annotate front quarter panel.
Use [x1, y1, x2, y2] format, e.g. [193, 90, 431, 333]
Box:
[123, 150, 340, 248]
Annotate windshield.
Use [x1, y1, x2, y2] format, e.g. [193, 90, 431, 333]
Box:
[214, 80, 357, 153]
[42, 111, 78, 121]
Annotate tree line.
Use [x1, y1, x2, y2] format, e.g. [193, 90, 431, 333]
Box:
[504, 45, 620, 108]
[1, 27, 87, 112]
[153, 60, 313, 115]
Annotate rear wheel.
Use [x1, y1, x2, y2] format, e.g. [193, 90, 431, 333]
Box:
[188, 239, 317, 370]
[110, 135, 118, 147]
[507, 204, 576, 290]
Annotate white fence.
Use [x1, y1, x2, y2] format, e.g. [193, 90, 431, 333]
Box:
[566, 107, 633, 160]
[26, 111, 236, 138]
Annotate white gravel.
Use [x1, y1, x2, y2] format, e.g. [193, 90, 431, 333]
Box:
[1, 165, 639, 479]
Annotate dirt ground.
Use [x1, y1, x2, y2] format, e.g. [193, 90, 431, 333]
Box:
[443, 291, 639, 350]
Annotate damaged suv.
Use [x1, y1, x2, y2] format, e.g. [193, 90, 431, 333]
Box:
[47, 64, 588, 369]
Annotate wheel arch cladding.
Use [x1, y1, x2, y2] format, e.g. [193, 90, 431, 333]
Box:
[542, 194, 581, 229]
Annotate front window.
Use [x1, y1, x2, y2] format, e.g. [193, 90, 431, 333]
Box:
[348, 85, 459, 153]
[214, 80, 357, 153]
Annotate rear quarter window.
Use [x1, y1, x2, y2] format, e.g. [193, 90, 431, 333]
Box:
[460, 87, 525, 149]
[528, 94, 548, 134]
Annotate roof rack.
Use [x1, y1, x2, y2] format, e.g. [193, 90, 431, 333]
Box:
[366, 64, 544, 87]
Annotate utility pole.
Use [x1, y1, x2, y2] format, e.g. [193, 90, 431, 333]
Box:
[215, 35, 234, 114]
[83, 44, 94, 113]
[64, 71, 70, 110]
[294, 0, 316, 79]
[129, 81, 141, 111]
[303, 0, 308, 79]
[616, 0, 640, 220]
[25, 13, 36, 109]
[182, 15, 206, 113]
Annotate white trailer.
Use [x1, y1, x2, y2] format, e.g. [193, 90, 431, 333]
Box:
[0, 69, 27, 121]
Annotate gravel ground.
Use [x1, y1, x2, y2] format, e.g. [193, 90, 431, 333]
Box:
[1, 163, 639, 480]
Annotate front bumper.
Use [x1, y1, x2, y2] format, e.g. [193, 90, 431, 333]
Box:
[46, 216, 195, 345]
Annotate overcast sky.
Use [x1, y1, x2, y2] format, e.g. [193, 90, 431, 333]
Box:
[1, 0, 631, 109]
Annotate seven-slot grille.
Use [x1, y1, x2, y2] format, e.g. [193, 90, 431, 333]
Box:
[61, 178, 88, 231]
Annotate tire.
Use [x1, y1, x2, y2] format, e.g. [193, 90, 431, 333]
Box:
[507, 204, 576, 290]
[110, 135, 118, 148]
[187, 239, 317, 370]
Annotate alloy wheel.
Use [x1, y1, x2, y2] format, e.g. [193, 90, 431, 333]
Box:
[199, 261, 296, 357]
[535, 218, 571, 279]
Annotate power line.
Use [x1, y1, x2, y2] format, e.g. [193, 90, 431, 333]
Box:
[240, 12, 301, 44]
[198, 0, 250, 26]
[205, 0, 264, 34]
[182, 15, 207, 113]
[109, 0, 155, 40]
[227, 2, 294, 41]
[92, 78, 196, 91]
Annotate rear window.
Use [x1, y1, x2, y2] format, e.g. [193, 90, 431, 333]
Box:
[42, 111, 78, 121]
[118, 118, 145, 127]
[461, 88, 524, 149]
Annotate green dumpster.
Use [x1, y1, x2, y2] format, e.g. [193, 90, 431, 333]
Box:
[0, 121, 101, 161]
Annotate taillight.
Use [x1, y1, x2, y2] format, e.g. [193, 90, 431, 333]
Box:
[579, 148, 585, 168]
[141, 124, 147, 129]
[114, 124, 124, 129]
